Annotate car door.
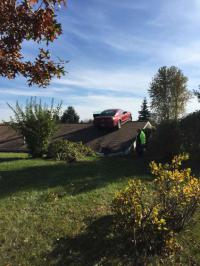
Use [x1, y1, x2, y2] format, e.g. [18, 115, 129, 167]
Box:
[121, 111, 128, 123]
[120, 110, 125, 123]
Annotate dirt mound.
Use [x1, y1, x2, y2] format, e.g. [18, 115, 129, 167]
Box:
[0, 122, 149, 154]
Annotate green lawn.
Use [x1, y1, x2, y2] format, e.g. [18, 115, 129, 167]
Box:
[0, 153, 200, 265]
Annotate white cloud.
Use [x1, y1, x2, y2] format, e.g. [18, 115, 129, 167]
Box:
[0, 87, 70, 98]
[53, 68, 153, 94]
[149, 0, 200, 27]
[164, 42, 200, 65]
[65, 17, 200, 69]
[61, 0, 200, 73]
[103, 33, 200, 67]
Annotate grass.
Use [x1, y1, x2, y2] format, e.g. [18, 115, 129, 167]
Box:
[0, 153, 200, 265]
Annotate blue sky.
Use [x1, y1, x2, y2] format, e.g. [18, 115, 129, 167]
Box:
[0, 0, 200, 121]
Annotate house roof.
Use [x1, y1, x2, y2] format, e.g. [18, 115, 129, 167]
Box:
[0, 121, 151, 154]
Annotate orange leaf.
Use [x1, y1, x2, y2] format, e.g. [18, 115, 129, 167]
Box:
[29, 0, 38, 5]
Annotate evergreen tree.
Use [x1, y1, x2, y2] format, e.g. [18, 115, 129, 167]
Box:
[138, 98, 151, 121]
[61, 106, 80, 123]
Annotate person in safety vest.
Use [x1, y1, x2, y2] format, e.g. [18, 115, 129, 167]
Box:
[136, 129, 146, 156]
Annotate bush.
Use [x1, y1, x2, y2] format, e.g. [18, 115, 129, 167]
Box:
[148, 120, 182, 159]
[73, 141, 95, 156]
[150, 154, 200, 231]
[47, 139, 95, 162]
[8, 98, 61, 158]
[112, 179, 171, 256]
[148, 111, 200, 159]
[112, 154, 200, 257]
[180, 111, 200, 156]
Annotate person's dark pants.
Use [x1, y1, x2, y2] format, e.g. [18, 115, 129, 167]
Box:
[136, 144, 144, 157]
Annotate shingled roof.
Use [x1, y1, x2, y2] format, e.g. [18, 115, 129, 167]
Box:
[0, 121, 151, 154]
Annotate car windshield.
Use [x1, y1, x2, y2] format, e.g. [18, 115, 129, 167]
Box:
[100, 110, 117, 116]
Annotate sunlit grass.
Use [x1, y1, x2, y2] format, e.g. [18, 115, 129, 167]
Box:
[0, 153, 199, 265]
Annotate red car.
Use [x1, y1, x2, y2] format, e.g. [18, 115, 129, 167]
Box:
[93, 109, 132, 129]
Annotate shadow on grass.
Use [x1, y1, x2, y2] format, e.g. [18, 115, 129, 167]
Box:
[0, 157, 29, 163]
[46, 213, 200, 266]
[46, 215, 138, 266]
[0, 156, 152, 198]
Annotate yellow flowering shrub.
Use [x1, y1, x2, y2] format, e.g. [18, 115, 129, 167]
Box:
[112, 154, 200, 256]
[112, 180, 171, 255]
[150, 153, 200, 231]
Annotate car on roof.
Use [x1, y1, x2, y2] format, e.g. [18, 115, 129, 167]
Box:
[93, 109, 132, 129]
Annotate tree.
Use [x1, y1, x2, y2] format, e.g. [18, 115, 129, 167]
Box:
[149, 66, 190, 123]
[80, 119, 93, 123]
[0, 0, 66, 87]
[61, 106, 80, 123]
[180, 111, 200, 155]
[138, 98, 151, 121]
[8, 98, 61, 157]
[194, 88, 200, 102]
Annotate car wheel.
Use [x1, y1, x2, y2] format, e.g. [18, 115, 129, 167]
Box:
[117, 120, 121, 129]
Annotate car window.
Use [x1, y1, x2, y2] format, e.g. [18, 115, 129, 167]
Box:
[101, 110, 117, 116]
[118, 110, 123, 115]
